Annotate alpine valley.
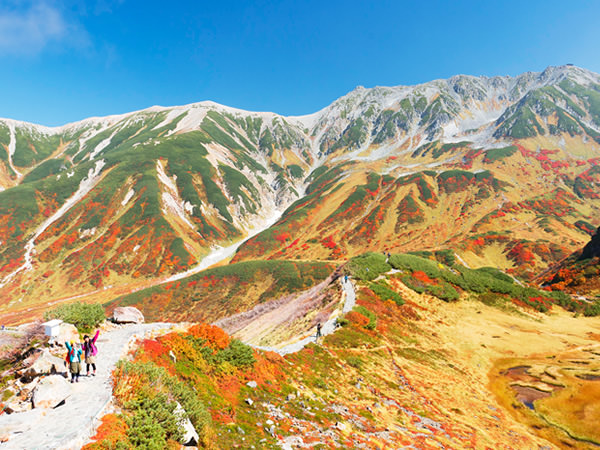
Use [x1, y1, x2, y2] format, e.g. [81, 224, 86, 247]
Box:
[1, 65, 600, 448]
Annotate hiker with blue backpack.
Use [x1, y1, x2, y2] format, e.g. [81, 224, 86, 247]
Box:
[65, 341, 83, 383]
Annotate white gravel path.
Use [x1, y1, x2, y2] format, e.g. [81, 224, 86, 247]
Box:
[257, 276, 356, 356]
[0, 323, 175, 450]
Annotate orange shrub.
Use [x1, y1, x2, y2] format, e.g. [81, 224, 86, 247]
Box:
[82, 414, 128, 450]
[345, 311, 370, 328]
[189, 323, 231, 350]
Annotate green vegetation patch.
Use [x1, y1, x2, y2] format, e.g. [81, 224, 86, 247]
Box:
[484, 146, 517, 163]
[346, 252, 391, 281]
[44, 302, 105, 333]
[368, 280, 404, 305]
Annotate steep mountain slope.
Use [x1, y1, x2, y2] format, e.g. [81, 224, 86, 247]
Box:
[0, 105, 315, 313]
[537, 226, 600, 300]
[1, 65, 600, 320]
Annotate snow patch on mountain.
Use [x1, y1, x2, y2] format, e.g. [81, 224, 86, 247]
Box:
[89, 130, 117, 160]
[6, 121, 22, 178]
[121, 188, 135, 206]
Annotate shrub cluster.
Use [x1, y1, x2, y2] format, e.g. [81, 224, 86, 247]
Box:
[352, 305, 377, 330]
[368, 281, 404, 305]
[44, 302, 105, 333]
[346, 252, 391, 281]
[114, 360, 212, 448]
[388, 252, 592, 314]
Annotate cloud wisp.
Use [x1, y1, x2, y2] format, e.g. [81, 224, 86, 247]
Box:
[0, 2, 88, 55]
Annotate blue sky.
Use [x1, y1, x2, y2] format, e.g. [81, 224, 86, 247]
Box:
[1, 0, 599, 126]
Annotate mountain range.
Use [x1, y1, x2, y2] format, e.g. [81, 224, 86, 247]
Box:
[1, 64, 599, 322]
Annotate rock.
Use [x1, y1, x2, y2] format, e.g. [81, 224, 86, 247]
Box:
[175, 402, 199, 447]
[28, 349, 67, 376]
[245, 398, 253, 406]
[335, 421, 349, 432]
[55, 323, 79, 346]
[112, 307, 144, 324]
[31, 375, 71, 409]
[266, 419, 274, 426]
[246, 380, 257, 388]
[169, 350, 176, 363]
[286, 394, 296, 401]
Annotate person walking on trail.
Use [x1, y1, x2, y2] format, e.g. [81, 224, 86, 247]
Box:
[344, 274, 348, 283]
[316, 322, 322, 341]
[65, 341, 83, 383]
[82, 329, 99, 376]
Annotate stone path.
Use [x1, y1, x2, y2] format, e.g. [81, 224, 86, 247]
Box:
[257, 276, 356, 356]
[0, 279, 357, 448]
[0, 323, 175, 450]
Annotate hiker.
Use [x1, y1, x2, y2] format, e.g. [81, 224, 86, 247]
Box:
[316, 322, 322, 340]
[83, 329, 99, 376]
[65, 341, 83, 383]
[344, 274, 348, 283]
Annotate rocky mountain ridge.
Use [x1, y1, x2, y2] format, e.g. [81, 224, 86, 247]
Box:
[0, 64, 599, 319]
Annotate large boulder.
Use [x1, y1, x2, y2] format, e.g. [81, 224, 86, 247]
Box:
[55, 323, 79, 346]
[28, 349, 67, 376]
[112, 307, 144, 324]
[31, 375, 71, 409]
[175, 402, 199, 446]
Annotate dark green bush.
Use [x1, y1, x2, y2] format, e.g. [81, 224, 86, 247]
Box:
[44, 302, 105, 333]
[216, 339, 256, 368]
[347, 252, 391, 281]
[427, 282, 459, 302]
[388, 254, 442, 279]
[583, 300, 600, 317]
[335, 317, 349, 327]
[368, 281, 404, 305]
[116, 360, 212, 445]
[125, 389, 182, 448]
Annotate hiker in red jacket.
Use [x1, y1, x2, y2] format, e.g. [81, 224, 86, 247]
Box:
[82, 330, 99, 376]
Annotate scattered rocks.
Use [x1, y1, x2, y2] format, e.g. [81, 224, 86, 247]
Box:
[246, 380, 257, 388]
[245, 398, 254, 406]
[31, 375, 71, 409]
[112, 306, 145, 324]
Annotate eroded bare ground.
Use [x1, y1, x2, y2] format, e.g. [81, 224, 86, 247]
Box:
[215, 267, 343, 348]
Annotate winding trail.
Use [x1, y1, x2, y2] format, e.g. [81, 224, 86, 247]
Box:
[0, 277, 356, 448]
[0, 323, 176, 450]
[255, 276, 356, 356]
